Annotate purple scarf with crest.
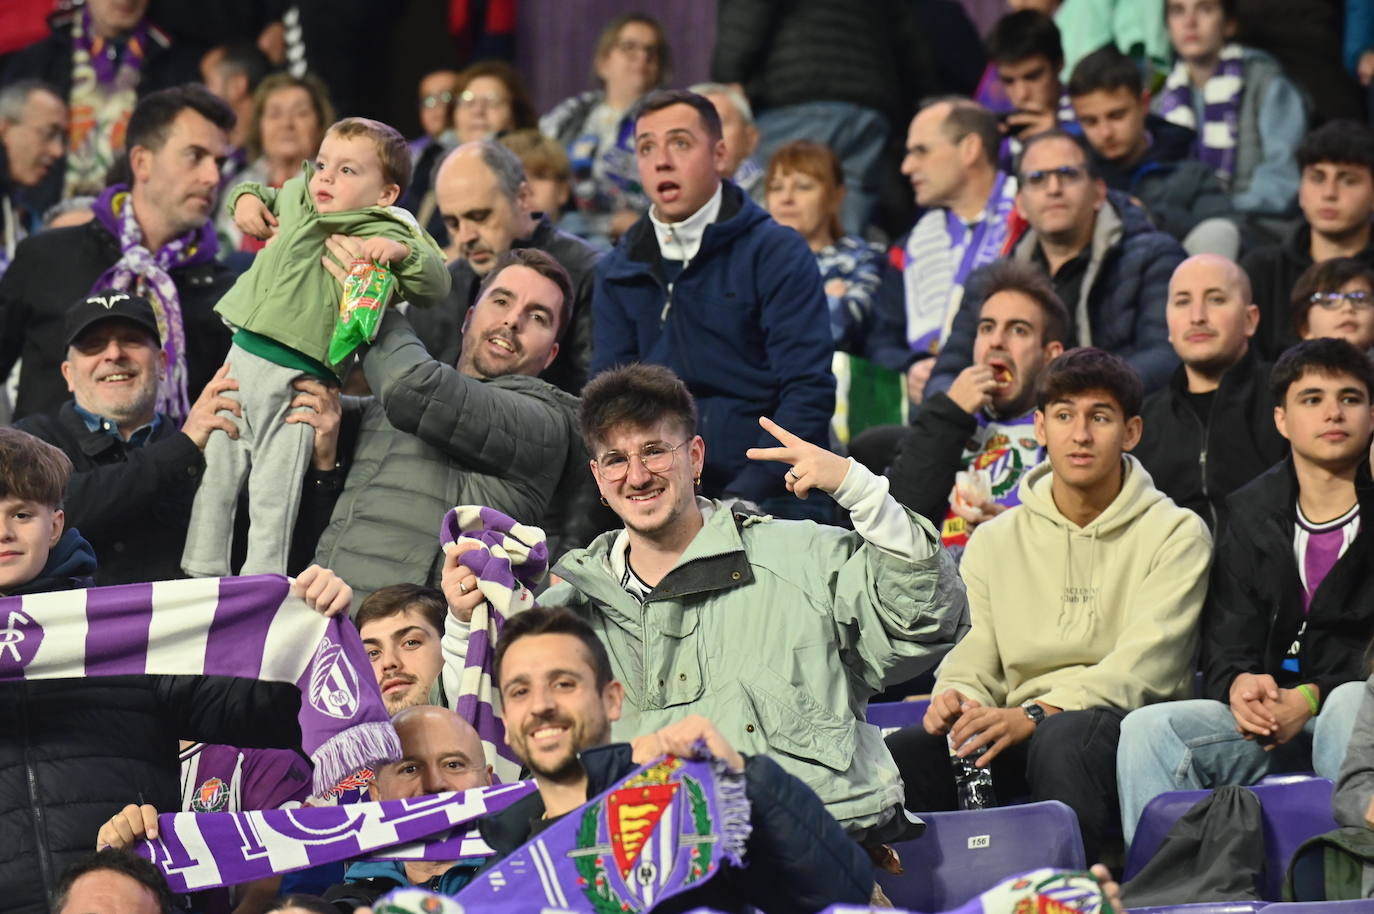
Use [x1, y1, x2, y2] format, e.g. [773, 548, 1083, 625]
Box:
[90, 185, 219, 420]
[0, 574, 397, 799]
[457, 752, 750, 913]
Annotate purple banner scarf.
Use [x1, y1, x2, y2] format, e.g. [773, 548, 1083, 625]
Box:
[456, 753, 750, 913]
[438, 506, 548, 783]
[1157, 43, 1246, 182]
[90, 184, 219, 421]
[132, 782, 536, 892]
[0, 574, 397, 798]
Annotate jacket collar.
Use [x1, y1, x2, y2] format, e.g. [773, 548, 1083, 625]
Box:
[647, 182, 724, 264]
[554, 498, 757, 613]
[477, 744, 636, 857]
[610, 181, 752, 281]
[1232, 453, 1374, 531]
[1165, 341, 1264, 401]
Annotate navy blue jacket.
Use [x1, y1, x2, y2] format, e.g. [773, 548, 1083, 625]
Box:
[929, 192, 1184, 395]
[591, 182, 836, 502]
[475, 744, 872, 913]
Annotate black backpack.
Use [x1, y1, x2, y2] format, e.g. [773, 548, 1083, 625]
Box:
[1122, 785, 1266, 907]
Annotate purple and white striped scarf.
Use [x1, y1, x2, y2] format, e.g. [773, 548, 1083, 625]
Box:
[132, 781, 536, 891]
[0, 574, 398, 798]
[91, 185, 219, 421]
[457, 753, 750, 913]
[1157, 43, 1246, 182]
[439, 506, 548, 783]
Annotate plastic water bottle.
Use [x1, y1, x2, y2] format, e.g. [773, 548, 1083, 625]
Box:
[950, 737, 996, 810]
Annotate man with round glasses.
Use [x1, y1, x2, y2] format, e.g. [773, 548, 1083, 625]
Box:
[518, 362, 970, 854]
[928, 129, 1186, 397]
[1241, 119, 1374, 360]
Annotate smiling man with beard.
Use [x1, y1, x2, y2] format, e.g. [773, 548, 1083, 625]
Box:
[14, 291, 342, 585]
[313, 248, 579, 604]
[887, 260, 1070, 556]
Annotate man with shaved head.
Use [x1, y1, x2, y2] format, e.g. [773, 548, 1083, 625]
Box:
[1133, 254, 1288, 532]
[407, 140, 599, 395]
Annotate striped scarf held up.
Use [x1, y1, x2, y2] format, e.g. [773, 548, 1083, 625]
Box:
[439, 506, 548, 783]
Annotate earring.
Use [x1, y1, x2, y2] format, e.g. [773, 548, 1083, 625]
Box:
[694, 474, 702, 487]
[600, 496, 609, 506]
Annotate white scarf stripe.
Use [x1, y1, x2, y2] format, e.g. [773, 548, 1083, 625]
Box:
[147, 578, 215, 670]
[21, 589, 89, 676]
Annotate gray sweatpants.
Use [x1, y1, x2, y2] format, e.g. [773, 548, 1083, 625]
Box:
[182, 343, 316, 577]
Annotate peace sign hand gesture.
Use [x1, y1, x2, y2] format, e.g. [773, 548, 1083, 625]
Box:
[745, 416, 851, 500]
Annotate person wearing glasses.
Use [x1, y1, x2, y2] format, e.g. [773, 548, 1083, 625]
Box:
[1293, 258, 1374, 353]
[1241, 121, 1374, 361]
[1134, 255, 1288, 535]
[540, 13, 671, 245]
[513, 361, 969, 852]
[927, 129, 1186, 397]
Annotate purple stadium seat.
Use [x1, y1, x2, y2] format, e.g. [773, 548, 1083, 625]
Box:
[868, 699, 931, 736]
[1124, 778, 1337, 901]
[875, 800, 1087, 911]
[1262, 901, 1374, 913]
[1126, 904, 1267, 914]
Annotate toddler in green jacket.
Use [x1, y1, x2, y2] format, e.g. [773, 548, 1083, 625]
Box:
[182, 116, 451, 577]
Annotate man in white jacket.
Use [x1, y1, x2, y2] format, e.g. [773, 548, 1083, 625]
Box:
[885, 347, 1211, 862]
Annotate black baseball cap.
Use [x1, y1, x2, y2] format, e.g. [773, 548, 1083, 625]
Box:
[64, 290, 163, 347]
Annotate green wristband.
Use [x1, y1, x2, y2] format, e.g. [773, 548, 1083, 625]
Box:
[1297, 683, 1320, 715]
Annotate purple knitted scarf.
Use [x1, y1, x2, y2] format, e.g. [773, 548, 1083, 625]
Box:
[90, 185, 219, 421]
[1157, 43, 1246, 182]
[0, 574, 397, 799]
[439, 506, 548, 783]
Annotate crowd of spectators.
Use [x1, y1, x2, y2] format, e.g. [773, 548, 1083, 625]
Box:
[4, 0, 1374, 912]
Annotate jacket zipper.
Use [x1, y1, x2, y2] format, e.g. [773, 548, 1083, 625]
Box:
[21, 682, 58, 900]
[1191, 397, 1218, 531]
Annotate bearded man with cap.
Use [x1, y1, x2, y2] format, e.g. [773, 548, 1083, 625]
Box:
[13, 290, 340, 585]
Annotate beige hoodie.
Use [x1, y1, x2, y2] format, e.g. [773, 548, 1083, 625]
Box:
[936, 454, 1211, 711]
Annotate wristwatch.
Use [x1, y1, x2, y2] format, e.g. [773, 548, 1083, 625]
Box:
[1022, 701, 1046, 726]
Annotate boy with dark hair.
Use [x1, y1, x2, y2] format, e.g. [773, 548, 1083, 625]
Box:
[1290, 257, 1374, 351]
[1068, 45, 1236, 255]
[1241, 120, 1374, 359]
[357, 584, 449, 715]
[886, 348, 1210, 862]
[1118, 337, 1374, 844]
[888, 259, 1069, 552]
[986, 10, 1077, 160]
[0, 426, 327, 911]
[183, 115, 452, 578]
[1155, 0, 1306, 230]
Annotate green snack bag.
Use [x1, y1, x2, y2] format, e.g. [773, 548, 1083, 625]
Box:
[328, 258, 397, 365]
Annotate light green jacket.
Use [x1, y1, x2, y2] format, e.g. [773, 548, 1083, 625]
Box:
[214, 163, 451, 374]
[543, 499, 969, 833]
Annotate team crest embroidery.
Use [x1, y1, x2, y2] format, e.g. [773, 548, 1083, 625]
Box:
[307, 636, 361, 720]
[981, 868, 1110, 914]
[569, 757, 717, 913]
[191, 777, 229, 812]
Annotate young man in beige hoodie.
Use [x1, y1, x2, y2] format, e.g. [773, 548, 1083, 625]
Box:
[885, 347, 1211, 862]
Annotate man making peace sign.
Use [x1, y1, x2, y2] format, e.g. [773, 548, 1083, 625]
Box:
[445, 362, 969, 865]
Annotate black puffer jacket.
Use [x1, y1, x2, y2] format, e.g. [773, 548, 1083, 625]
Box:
[709, 0, 927, 128]
[0, 219, 235, 422]
[0, 532, 305, 914]
[475, 744, 873, 914]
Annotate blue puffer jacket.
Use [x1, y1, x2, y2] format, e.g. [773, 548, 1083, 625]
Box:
[928, 191, 1184, 394]
[591, 182, 836, 502]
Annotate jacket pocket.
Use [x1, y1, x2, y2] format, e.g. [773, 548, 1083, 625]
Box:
[741, 668, 856, 773]
[645, 603, 705, 709]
